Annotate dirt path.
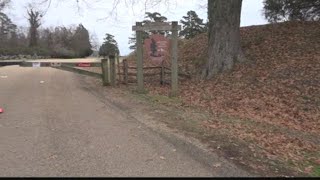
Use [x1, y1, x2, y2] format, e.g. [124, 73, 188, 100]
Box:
[0, 66, 250, 177]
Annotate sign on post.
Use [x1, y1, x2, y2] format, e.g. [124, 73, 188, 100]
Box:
[135, 22, 145, 93]
[132, 21, 181, 97]
[32, 62, 41, 68]
[144, 34, 170, 66]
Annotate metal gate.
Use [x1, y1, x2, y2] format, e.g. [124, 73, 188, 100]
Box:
[0, 57, 124, 88]
[23, 61, 102, 79]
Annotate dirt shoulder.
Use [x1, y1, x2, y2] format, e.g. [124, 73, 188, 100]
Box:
[82, 76, 318, 177]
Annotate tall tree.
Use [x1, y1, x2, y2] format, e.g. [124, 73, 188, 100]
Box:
[263, 0, 320, 22]
[202, 0, 244, 79]
[144, 12, 168, 23]
[128, 11, 168, 50]
[0, 11, 16, 40]
[99, 33, 119, 57]
[71, 24, 93, 57]
[0, 0, 10, 11]
[41, 28, 53, 49]
[179, 10, 206, 39]
[27, 6, 43, 47]
[90, 32, 100, 52]
[128, 31, 149, 50]
[0, 0, 18, 52]
[143, 12, 168, 35]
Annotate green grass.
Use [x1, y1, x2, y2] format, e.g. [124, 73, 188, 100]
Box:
[149, 94, 182, 104]
[132, 91, 182, 106]
[312, 166, 320, 177]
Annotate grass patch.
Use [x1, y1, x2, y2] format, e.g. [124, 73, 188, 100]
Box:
[131, 90, 183, 107]
[312, 166, 320, 177]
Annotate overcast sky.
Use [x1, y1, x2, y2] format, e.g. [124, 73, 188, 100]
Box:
[7, 0, 268, 55]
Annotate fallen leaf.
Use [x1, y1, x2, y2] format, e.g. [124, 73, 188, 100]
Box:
[304, 166, 314, 174]
[160, 156, 166, 160]
[213, 163, 222, 168]
[145, 159, 153, 162]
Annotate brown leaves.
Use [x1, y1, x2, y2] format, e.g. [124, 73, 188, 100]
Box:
[144, 21, 320, 173]
[304, 166, 314, 174]
[180, 22, 320, 133]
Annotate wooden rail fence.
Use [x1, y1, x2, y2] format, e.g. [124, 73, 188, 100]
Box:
[117, 59, 169, 85]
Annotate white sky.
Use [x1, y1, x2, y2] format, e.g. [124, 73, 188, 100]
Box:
[6, 0, 267, 55]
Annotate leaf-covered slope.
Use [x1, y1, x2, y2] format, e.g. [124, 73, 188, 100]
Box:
[146, 22, 320, 171]
[177, 21, 320, 133]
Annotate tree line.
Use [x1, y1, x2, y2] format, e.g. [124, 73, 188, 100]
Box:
[1, 0, 319, 76]
[99, 10, 208, 57]
[127, 0, 320, 51]
[0, 0, 93, 59]
[128, 11, 207, 50]
[263, 0, 320, 22]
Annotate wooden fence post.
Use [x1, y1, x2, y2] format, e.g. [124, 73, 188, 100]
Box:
[160, 61, 165, 85]
[116, 54, 121, 83]
[170, 21, 179, 97]
[136, 22, 145, 93]
[109, 55, 116, 87]
[101, 58, 110, 86]
[123, 59, 128, 85]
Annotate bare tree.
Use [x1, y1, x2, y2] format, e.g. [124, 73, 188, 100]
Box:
[90, 32, 100, 52]
[0, 0, 10, 11]
[0, 0, 15, 43]
[27, 5, 43, 47]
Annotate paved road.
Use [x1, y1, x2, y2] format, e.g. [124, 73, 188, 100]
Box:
[0, 66, 212, 177]
[0, 66, 248, 177]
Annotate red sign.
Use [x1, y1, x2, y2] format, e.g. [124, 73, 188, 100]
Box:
[0, 108, 3, 113]
[144, 34, 170, 66]
[78, 63, 91, 67]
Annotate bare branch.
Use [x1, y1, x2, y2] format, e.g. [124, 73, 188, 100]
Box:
[0, 0, 10, 11]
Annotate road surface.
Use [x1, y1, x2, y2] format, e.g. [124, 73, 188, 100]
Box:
[0, 65, 249, 177]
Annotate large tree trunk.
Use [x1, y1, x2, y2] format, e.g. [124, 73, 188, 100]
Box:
[202, 0, 244, 79]
[29, 26, 37, 47]
[27, 9, 41, 47]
